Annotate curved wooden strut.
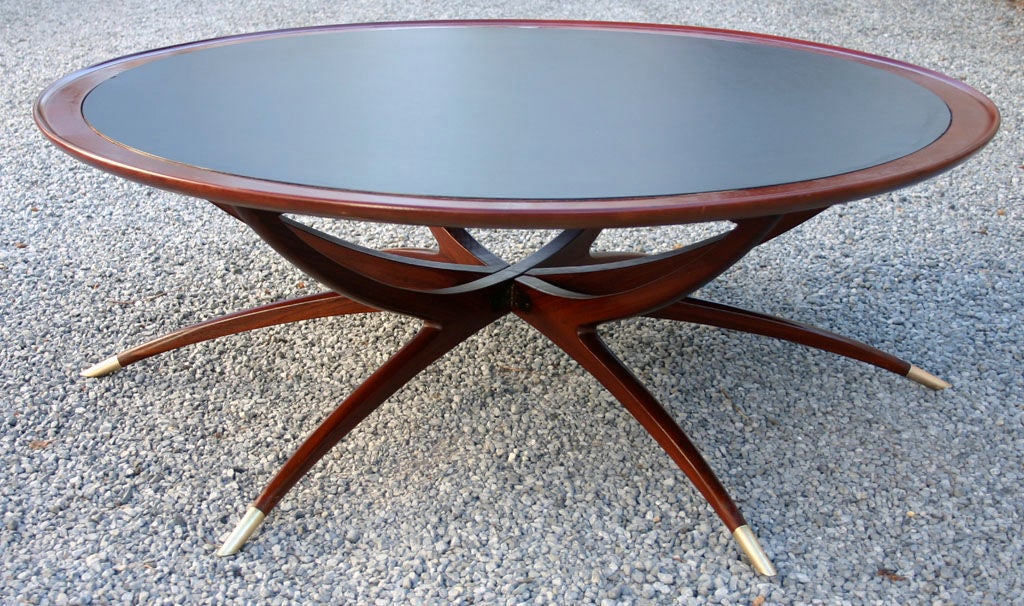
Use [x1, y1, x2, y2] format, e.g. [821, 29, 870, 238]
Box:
[205, 208, 784, 574]
[82, 205, 950, 576]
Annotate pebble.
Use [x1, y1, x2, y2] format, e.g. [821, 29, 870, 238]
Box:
[2, 0, 1021, 604]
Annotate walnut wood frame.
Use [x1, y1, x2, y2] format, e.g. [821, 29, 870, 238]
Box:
[34, 20, 1000, 576]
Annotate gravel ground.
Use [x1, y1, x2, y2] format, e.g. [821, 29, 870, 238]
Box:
[2, 0, 1021, 604]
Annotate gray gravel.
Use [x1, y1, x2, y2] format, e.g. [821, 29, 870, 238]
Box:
[3, 0, 1022, 604]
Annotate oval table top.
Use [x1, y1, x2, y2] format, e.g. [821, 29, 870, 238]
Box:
[35, 20, 999, 228]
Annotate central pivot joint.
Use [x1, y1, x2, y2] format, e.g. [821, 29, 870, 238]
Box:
[491, 282, 532, 313]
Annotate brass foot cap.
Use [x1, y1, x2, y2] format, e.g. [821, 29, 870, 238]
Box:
[907, 366, 952, 390]
[216, 506, 266, 557]
[81, 356, 122, 378]
[733, 525, 777, 576]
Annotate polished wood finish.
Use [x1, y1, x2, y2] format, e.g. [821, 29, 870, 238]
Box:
[112, 293, 377, 370]
[91, 210, 939, 542]
[34, 21, 999, 229]
[254, 321, 490, 513]
[34, 21, 1000, 571]
[227, 212, 779, 536]
[648, 298, 912, 377]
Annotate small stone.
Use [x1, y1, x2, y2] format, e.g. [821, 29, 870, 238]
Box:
[85, 552, 107, 572]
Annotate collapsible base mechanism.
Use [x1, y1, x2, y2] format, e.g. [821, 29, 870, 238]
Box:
[84, 210, 951, 575]
[205, 215, 788, 572]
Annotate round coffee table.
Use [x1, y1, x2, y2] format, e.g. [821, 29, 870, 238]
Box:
[34, 20, 999, 575]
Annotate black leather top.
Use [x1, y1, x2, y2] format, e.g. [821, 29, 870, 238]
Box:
[83, 25, 951, 200]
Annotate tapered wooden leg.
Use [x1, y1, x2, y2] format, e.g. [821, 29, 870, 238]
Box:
[649, 297, 950, 389]
[80, 238, 477, 378]
[186, 212, 785, 569]
[81, 292, 377, 377]
[218, 319, 489, 556]
[519, 315, 776, 575]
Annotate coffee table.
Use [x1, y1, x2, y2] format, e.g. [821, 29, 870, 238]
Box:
[34, 21, 998, 575]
